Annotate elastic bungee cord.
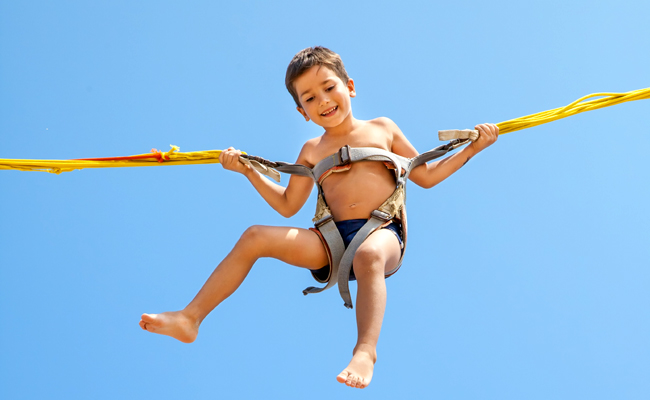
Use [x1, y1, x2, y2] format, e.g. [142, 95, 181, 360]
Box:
[1, 87, 648, 174]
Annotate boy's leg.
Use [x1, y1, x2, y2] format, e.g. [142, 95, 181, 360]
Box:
[139, 225, 328, 343]
[336, 228, 401, 389]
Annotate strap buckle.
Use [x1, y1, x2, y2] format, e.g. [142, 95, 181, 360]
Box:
[314, 214, 334, 228]
[449, 138, 471, 150]
[370, 209, 392, 222]
[337, 145, 351, 166]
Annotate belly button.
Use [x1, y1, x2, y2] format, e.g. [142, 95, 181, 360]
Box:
[349, 203, 357, 208]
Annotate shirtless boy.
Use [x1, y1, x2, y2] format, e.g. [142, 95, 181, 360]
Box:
[139, 46, 498, 389]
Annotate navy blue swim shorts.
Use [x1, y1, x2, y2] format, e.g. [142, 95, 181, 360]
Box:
[310, 219, 402, 282]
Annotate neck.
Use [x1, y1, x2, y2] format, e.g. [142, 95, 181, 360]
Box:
[323, 111, 358, 137]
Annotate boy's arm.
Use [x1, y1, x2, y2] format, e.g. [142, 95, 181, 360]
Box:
[387, 119, 499, 188]
[219, 146, 314, 218]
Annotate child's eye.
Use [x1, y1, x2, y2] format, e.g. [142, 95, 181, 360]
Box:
[305, 97, 314, 102]
[326, 85, 335, 91]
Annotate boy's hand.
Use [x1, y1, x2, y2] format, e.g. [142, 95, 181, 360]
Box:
[470, 123, 499, 153]
[219, 147, 250, 175]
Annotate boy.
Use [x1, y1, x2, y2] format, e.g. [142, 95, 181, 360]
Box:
[139, 46, 498, 389]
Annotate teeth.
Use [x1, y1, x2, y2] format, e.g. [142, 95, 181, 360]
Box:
[322, 106, 337, 116]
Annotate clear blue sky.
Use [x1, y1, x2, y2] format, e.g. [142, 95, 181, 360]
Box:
[1, 1, 648, 399]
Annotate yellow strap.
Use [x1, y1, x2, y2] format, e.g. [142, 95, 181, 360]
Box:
[0, 146, 228, 174]
[497, 87, 649, 134]
[1, 87, 648, 174]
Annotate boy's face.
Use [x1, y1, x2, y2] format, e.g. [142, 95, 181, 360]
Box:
[293, 65, 355, 128]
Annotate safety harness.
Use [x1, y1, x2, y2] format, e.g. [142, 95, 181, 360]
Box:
[241, 129, 479, 309]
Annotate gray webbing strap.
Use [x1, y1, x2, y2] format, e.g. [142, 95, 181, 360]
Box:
[302, 217, 346, 295]
[273, 162, 315, 180]
[238, 157, 282, 182]
[240, 137, 473, 184]
[409, 144, 455, 170]
[337, 210, 391, 309]
[312, 148, 349, 180]
[348, 148, 410, 171]
[312, 146, 410, 182]
[406, 139, 473, 179]
[238, 155, 314, 181]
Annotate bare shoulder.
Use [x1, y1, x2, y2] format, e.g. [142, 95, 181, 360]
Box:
[368, 116, 407, 141]
[368, 116, 399, 132]
[296, 135, 322, 167]
[367, 117, 416, 154]
[369, 117, 419, 158]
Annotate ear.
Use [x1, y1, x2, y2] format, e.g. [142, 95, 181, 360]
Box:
[347, 78, 356, 98]
[296, 106, 310, 122]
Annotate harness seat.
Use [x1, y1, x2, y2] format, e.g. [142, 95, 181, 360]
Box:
[245, 138, 473, 308]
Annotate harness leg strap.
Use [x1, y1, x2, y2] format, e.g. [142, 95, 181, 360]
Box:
[336, 210, 391, 309]
[302, 216, 346, 295]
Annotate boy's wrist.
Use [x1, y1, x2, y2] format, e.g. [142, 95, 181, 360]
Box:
[466, 142, 480, 156]
[242, 163, 256, 179]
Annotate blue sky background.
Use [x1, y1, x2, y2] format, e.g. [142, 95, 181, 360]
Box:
[1, 1, 648, 399]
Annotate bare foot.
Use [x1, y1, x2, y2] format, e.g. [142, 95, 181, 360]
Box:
[139, 311, 199, 343]
[336, 349, 376, 389]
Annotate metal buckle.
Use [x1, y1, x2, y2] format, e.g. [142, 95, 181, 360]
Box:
[337, 145, 351, 166]
[371, 209, 392, 222]
[314, 214, 334, 228]
[450, 138, 471, 150]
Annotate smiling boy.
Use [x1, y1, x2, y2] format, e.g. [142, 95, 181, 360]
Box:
[139, 46, 498, 389]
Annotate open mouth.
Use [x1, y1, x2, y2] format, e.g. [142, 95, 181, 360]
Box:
[321, 105, 338, 117]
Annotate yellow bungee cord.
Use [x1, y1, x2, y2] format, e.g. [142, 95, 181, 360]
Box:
[1, 87, 648, 175]
[497, 87, 649, 134]
[0, 145, 229, 174]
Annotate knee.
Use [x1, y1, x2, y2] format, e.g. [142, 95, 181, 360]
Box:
[238, 225, 266, 249]
[352, 245, 386, 280]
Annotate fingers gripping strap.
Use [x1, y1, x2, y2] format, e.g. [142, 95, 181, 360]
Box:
[438, 129, 479, 141]
[238, 156, 281, 182]
[303, 218, 346, 295]
[337, 216, 386, 309]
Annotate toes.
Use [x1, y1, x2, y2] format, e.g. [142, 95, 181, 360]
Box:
[337, 370, 369, 389]
[336, 371, 349, 384]
[141, 313, 156, 323]
[140, 320, 153, 332]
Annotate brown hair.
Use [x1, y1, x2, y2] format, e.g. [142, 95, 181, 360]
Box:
[285, 46, 350, 107]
